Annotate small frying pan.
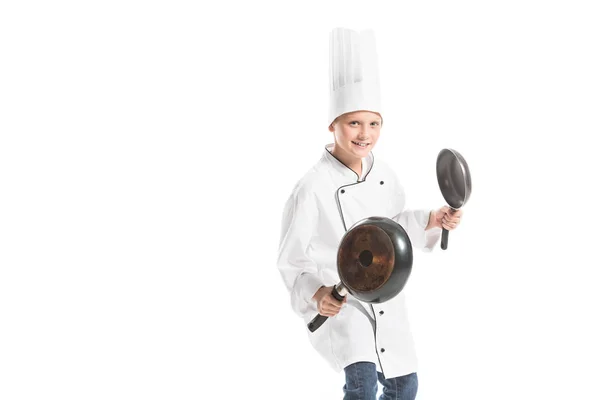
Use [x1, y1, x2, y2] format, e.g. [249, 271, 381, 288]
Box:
[308, 216, 413, 332]
[436, 148, 472, 250]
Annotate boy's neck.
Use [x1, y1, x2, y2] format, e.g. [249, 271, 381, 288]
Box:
[331, 145, 362, 177]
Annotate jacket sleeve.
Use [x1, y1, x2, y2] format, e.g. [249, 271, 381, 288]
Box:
[277, 186, 323, 317]
[389, 173, 442, 252]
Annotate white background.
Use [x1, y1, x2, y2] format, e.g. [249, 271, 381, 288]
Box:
[1, 1, 599, 399]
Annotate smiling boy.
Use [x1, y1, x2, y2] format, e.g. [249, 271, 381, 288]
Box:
[277, 28, 462, 400]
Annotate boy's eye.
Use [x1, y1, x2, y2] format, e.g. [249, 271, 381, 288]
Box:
[371, 122, 380, 126]
[349, 121, 359, 126]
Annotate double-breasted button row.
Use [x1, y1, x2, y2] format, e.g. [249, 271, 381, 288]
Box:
[339, 180, 384, 195]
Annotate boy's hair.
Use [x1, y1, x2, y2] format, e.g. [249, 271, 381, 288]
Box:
[329, 111, 383, 130]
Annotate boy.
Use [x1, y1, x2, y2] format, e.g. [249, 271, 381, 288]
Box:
[277, 28, 462, 400]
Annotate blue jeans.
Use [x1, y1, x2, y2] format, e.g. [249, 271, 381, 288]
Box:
[343, 362, 418, 400]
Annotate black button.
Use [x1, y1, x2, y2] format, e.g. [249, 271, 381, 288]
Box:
[380, 181, 384, 185]
[380, 348, 385, 353]
[379, 310, 384, 315]
[341, 189, 345, 194]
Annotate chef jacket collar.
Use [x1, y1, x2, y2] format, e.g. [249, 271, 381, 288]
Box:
[323, 143, 374, 183]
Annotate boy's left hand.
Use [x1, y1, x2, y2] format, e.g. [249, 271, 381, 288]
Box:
[427, 206, 463, 230]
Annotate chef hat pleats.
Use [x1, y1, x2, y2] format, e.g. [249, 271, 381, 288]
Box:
[328, 27, 382, 126]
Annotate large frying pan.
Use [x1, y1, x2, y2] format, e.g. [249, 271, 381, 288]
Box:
[308, 216, 413, 332]
[436, 148, 472, 250]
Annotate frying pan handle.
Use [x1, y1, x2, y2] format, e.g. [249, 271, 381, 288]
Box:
[441, 228, 449, 250]
[307, 286, 346, 333]
[441, 207, 458, 250]
[307, 314, 328, 332]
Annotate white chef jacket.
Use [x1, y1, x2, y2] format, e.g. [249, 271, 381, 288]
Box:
[277, 143, 442, 379]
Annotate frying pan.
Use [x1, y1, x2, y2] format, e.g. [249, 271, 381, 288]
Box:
[308, 216, 413, 332]
[436, 148, 472, 250]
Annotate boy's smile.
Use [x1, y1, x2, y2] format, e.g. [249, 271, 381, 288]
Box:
[351, 140, 371, 148]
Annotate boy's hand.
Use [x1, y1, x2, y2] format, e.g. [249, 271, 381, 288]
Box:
[312, 286, 347, 317]
[427, 206, 463, 231]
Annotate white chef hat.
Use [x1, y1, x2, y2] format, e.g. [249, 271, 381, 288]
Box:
[328, 27, 382, 127]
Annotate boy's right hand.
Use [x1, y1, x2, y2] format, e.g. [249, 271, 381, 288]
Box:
[312, 286, 347, 317]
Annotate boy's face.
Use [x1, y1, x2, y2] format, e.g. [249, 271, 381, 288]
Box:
[329, 110, 382, 160]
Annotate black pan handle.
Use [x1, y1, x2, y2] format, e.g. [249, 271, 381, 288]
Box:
[441, 207, 458, 250]
[307, 314, 328, 332]
[307, 286, 346, 332]
[441, 228, 449, 250]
